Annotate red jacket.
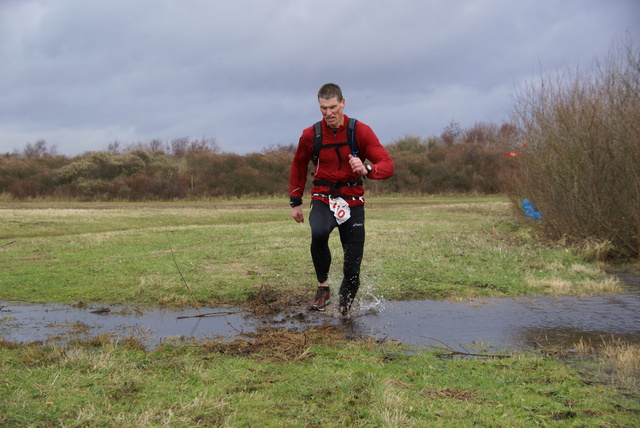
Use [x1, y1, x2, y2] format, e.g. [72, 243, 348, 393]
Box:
[289, 114, 394, 206]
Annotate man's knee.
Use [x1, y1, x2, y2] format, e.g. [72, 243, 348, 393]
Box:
[311, 227, 331, 244]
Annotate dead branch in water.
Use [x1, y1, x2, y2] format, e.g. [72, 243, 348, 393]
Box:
[176, 311, 239, 320]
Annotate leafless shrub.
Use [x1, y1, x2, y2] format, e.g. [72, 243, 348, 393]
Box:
[441, 120, 462, 147]
[506, 38, 640, 259]
[22, 140, 57, 158]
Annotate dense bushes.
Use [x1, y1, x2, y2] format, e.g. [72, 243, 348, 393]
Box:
[1, 127, 512, 202]
[505, 39, 640, 259]
[382, 138, 510, 194]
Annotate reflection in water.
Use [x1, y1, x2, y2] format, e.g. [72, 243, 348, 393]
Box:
[0, 305, 250, 347]
[352, 293, 640, 350]
[1, 276, 639, 350]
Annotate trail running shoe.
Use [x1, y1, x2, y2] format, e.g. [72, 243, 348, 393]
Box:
[308, 287, 330, 311]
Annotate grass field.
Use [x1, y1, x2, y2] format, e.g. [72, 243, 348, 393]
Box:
[0, 195, 624, 307]
[1, 196, 638, 426]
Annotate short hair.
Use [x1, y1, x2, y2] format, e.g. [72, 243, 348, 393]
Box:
[317, 83, 343, 101]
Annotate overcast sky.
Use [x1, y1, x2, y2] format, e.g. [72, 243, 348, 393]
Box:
[1, 0, 638, 156]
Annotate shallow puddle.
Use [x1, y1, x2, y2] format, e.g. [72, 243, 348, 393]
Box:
[2, 274, 639, 351]
[356, 291, 640, 349]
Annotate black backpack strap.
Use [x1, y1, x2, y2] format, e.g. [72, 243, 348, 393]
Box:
[312, 121, 323, 164]
[347, 117, 358, 157]
[312, 118, 358, 165]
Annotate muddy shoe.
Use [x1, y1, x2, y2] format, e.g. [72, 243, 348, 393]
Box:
[308, 287, 330, 311]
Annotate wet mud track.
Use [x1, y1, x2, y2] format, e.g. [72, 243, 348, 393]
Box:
[2, 274, 639, 351]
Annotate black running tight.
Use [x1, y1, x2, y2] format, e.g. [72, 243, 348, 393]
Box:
[309, 199, 365, 302]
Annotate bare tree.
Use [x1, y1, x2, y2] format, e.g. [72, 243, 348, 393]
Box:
[441, 120, 461, 147]
[188, 137, 220, 153]
[148, 138, 165, 153]
[23, 140, 56, 158]
[462, 122, 499, 145]
[107, 140, 121, 153]
[170, 137, 189, 157]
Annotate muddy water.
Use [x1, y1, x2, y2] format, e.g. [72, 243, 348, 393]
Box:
[2, 275, 639, 351]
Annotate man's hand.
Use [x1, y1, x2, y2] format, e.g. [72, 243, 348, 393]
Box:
[291, 205, 304, 223]
[348, 155, 368, 176]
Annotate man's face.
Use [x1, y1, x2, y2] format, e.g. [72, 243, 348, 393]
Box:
[319, 97, 345, 128]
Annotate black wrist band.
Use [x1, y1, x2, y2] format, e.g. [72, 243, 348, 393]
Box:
[290, 197, 302, 207]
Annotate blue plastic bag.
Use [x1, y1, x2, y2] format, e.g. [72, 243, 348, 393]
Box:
[522, 199, 542, 221]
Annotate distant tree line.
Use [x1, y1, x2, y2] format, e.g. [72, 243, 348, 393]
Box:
[0, 123, 517, 202]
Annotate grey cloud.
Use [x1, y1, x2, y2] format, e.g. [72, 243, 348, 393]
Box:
[1, 0, 638, 155]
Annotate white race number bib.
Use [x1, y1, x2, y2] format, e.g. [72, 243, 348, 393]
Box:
[328, 196, 351, 224]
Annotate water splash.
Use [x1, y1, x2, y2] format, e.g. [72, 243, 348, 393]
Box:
[355, 279, 386, 315]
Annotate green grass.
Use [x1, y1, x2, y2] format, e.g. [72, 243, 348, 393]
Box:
[1, 196, 638, 426]
[1, 331, 638, 427]
[0, 195, 622, 306]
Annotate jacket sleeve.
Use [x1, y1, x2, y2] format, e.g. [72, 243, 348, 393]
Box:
[357, 122, 394, 179]
[289, 127, 314, 199]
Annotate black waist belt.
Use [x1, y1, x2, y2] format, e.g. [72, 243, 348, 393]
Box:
[313, 178, 363, 196]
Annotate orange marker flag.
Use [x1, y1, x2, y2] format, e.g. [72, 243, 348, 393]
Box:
[506, 141, 527, 157]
